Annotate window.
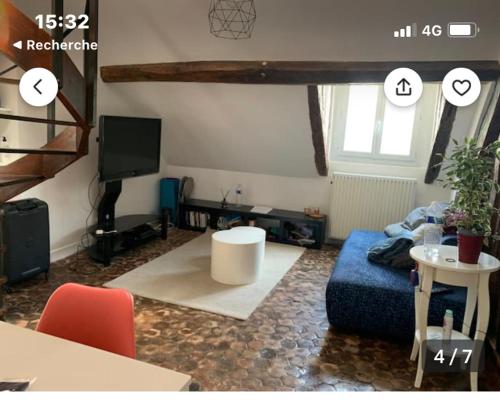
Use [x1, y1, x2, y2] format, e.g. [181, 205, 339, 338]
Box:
[343, 85, 379, 153]
[379, 99, 416, 156]
[321, 84, 422, 163]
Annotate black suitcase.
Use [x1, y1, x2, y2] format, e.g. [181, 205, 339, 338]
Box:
[0, 199, 50, 290]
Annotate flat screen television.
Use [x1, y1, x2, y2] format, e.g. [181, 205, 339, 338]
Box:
[99, 115, 162, 182]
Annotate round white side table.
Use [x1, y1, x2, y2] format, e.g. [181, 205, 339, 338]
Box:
[211, 226, 266, 285]
[409, 245, 500, 391]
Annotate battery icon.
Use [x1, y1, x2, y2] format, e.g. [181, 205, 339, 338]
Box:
[447, 22, 478, 38]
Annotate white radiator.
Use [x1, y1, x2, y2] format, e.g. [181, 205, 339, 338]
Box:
[329, 173, 417, 240]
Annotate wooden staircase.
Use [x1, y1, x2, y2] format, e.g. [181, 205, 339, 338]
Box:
[0, 0, 97, 203]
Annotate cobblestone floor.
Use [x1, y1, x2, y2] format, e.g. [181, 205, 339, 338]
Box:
[3, 229, 500, 391]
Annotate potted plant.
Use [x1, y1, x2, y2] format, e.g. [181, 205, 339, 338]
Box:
[440, 137, 500, 264]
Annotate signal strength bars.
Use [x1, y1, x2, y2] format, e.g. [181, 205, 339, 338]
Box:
[394, 23, 417, 38]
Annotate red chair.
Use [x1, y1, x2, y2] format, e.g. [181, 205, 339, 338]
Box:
[36, 283, 136, 358]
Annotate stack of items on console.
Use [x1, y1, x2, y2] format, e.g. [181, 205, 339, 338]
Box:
[283, 222, 316, 247]
[325, 204, 465, 340]
[216, 215, 243, 230]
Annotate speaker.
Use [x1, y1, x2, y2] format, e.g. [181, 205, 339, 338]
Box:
[0, 199, 50, 289]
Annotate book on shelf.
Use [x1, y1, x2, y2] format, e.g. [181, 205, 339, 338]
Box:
[186, 211, 209, 229]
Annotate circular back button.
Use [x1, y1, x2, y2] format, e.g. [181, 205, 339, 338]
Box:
[19, 68, 59, 107]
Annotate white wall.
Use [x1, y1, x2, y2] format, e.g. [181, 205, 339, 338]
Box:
[167, 165, 331, 213]
[3, 0, 499, 255]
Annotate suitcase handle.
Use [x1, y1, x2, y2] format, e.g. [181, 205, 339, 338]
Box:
[15, 200, 37, 212]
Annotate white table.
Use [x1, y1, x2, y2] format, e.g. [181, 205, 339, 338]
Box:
[211, 226, 266, 285]
[409, 245, 500, 391]
[0, 322, 191, 391]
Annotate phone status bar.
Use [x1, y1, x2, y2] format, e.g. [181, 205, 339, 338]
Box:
[393, 22, 478, 39]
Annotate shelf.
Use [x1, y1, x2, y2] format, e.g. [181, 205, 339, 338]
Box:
[182, 198, 327, 223]
[416, 326, 471, 342]
[415, 326, 474, 355]
[179, 199, 327, 249]
[89, 214, 160, 235]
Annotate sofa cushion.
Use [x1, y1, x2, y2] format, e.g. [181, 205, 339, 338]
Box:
[326, 230, 467, 340]
[402, 207, 427, 230]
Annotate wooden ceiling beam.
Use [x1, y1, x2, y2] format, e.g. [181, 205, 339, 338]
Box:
[101, 60, 500, 84]
[482, 82, 500, 147]
[307, 86, 328, 177]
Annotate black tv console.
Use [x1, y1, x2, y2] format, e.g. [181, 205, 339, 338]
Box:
[179, 199, 327, 249]
[88, 180, 168, 265]
[88, 214, 163, 266]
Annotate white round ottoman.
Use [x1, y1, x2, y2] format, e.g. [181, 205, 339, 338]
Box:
[211, 226, 266, 285]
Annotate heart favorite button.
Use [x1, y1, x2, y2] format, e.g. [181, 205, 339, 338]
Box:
[452, 79, 472, 96]
[442, 68, 481, 107]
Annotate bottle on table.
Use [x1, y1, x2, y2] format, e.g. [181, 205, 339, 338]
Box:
[424, 201, 444, 257]
[442, 309, 454, 340]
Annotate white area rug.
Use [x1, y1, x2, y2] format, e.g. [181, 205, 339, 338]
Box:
[104, 231, 305, 320]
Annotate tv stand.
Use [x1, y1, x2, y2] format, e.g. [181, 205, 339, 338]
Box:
[97, 180, 122, 231]
[88, 181, 167, 265]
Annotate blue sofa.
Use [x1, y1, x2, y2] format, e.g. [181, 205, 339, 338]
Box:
[326, 230, 467, 340]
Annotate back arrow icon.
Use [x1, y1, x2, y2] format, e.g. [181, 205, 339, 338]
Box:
[19, 67, 59, 107]
[33, 79, 43, 95]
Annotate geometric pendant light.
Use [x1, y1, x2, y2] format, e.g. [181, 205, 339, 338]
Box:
[209, 0, 257, 40]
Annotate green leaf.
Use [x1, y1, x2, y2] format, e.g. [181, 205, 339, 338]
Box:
[440, 136, 499, 233]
